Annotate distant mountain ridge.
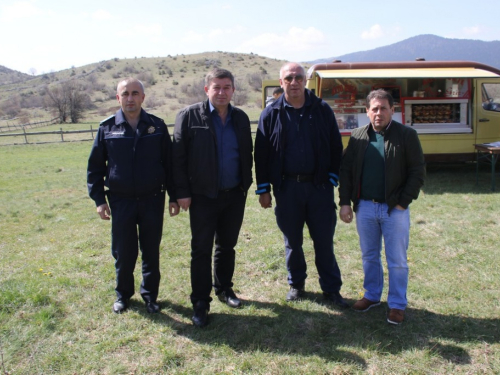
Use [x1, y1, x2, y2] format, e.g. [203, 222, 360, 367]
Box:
[311, 34, 500, 69]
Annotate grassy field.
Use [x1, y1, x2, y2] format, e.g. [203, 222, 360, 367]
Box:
[0, 142, 499, 374]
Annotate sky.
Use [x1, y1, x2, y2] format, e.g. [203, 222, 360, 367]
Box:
[1, 0, 499, 75]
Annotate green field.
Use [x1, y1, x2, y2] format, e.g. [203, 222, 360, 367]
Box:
[0, 142, 499, 374]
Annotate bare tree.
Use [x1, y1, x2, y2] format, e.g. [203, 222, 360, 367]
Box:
[45, 84, 68, 123]
[67, 82, 90, 123]
[45, 81, 90, 123]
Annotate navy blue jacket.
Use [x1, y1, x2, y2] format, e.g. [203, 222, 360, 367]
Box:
[87, 109, 175, 206]
[254, 89, 343, 194]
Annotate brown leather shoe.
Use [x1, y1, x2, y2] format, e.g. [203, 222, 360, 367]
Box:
[387, 308, 405, 325]
[352, 297, 380, 312]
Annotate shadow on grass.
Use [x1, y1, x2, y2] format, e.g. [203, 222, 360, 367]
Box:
[425, 162, 500, 195]
[140, 294, 500, 369]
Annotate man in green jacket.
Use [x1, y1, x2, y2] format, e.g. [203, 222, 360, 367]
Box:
[339, 89, 425, 325]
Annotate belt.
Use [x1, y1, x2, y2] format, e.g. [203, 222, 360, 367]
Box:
[283, 174, 314, 182]
[219, 185, 241, 193]
[363, 198, 385, 204]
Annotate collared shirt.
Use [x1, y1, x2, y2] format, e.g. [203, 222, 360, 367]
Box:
[282, 95, 316, 175]
[209, 101, 241, 190]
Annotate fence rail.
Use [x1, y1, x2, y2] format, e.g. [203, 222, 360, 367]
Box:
[0, 121, 259, 146]
[0, 117, 59, 133]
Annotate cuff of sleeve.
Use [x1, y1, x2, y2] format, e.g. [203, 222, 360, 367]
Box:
[328, 173, 339, 187]
[255, 182, 271, 195]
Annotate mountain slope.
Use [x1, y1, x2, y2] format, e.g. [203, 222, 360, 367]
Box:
[312, 34, 500, 69]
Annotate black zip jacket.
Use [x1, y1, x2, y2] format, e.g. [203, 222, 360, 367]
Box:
[339, 120, 425, 211]
[172, 100, 253, 199]
[254, 89, 343, 193]
[87, 109, 175, 206]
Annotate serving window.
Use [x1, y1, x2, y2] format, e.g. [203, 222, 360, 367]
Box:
[318, 77, 471, 134]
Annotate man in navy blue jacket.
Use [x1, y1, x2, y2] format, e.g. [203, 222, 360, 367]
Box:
[254, 63, 348, 307]
[87, 77, 179, 314]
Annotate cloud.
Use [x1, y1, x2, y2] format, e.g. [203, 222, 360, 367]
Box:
[118, 23, 163, 38]
[236, 27, 328, 59]
[463, 26, 481, 36]
[361, 24, 384, 40]
[91, 9, 113, 21]
[182, 30, 204, 43]
[181, 26, 245, 43]
[0, 1, 42, 21]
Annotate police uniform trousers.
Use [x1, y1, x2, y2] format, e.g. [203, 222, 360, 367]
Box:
[274, 181, 343, 293]
[189, 187, 246, 305]
[108, 191, 166, 302]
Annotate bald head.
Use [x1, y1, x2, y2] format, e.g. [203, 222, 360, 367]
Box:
[117, 77, 144, 94]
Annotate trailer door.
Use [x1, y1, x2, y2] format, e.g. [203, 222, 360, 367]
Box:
[475, 79, 500, 144]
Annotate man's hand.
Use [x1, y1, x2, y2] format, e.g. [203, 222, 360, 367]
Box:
[259, 193, 272, 209]
[177, 197, 191, 212]
[169, 202, 180, 217]
[339, 205, 353, 224]
[96, 203, 111, 220]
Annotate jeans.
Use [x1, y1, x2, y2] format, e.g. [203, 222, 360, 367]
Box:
[355, 200, 410, 310]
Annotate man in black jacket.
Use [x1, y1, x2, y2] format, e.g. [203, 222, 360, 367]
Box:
[87, 77, 179, 314]
[339, 89, 425, 325]
[254, 62, 347, 308]
[173, 68, 253, 327]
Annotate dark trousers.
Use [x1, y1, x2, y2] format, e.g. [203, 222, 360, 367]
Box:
[108, 192, 165, 302]
[189, 188, 247, 305]
[274, 181, 343, 293]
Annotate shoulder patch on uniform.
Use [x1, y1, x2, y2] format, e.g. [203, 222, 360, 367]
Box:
[100, 114, 115, 126]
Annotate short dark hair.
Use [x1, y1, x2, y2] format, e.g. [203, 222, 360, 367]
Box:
[205, 68, 234, 88]
[366, 89, 394, 108]
[273, 87, 284, 95]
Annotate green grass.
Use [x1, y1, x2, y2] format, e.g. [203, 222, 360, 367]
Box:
[1, 143, 500, 374]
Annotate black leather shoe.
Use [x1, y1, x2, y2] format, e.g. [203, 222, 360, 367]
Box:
[323, 292, 349, 309]
[286, 286, 305, 301]
[217, 288, 242, 308]
[146, 301, 160, 314]
[112, 298, 129, 314]
[192, 301, 209, 327]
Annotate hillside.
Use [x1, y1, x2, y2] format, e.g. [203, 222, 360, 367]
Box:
[0, 52, 289, 124]
[313, 34, 500, 69]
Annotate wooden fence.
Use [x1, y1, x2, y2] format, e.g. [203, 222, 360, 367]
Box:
[0, 117, 59, 133]
[0, 121, 259, 146]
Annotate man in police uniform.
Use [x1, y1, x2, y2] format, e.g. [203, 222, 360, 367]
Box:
[87, 77, 179, 314]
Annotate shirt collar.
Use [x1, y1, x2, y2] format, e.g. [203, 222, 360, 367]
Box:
[209, 101, 233, 116]
[370, 120, 392, 135]
[115, 108, 150, 125]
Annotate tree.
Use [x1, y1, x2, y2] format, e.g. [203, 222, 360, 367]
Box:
[45, 84, 68, 123]
[45, 81, 90, 123]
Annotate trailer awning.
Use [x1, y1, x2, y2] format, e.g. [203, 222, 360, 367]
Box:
[315, 68, 500, 79]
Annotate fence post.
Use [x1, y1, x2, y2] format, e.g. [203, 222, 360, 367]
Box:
[90, 125, 94, 140]
[60, 128, 64, 142]
[23, 127, 28, 144]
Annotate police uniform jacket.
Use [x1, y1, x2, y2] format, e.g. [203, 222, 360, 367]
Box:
[87, 108, 175, 207]
[172, 100, 253, 199]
